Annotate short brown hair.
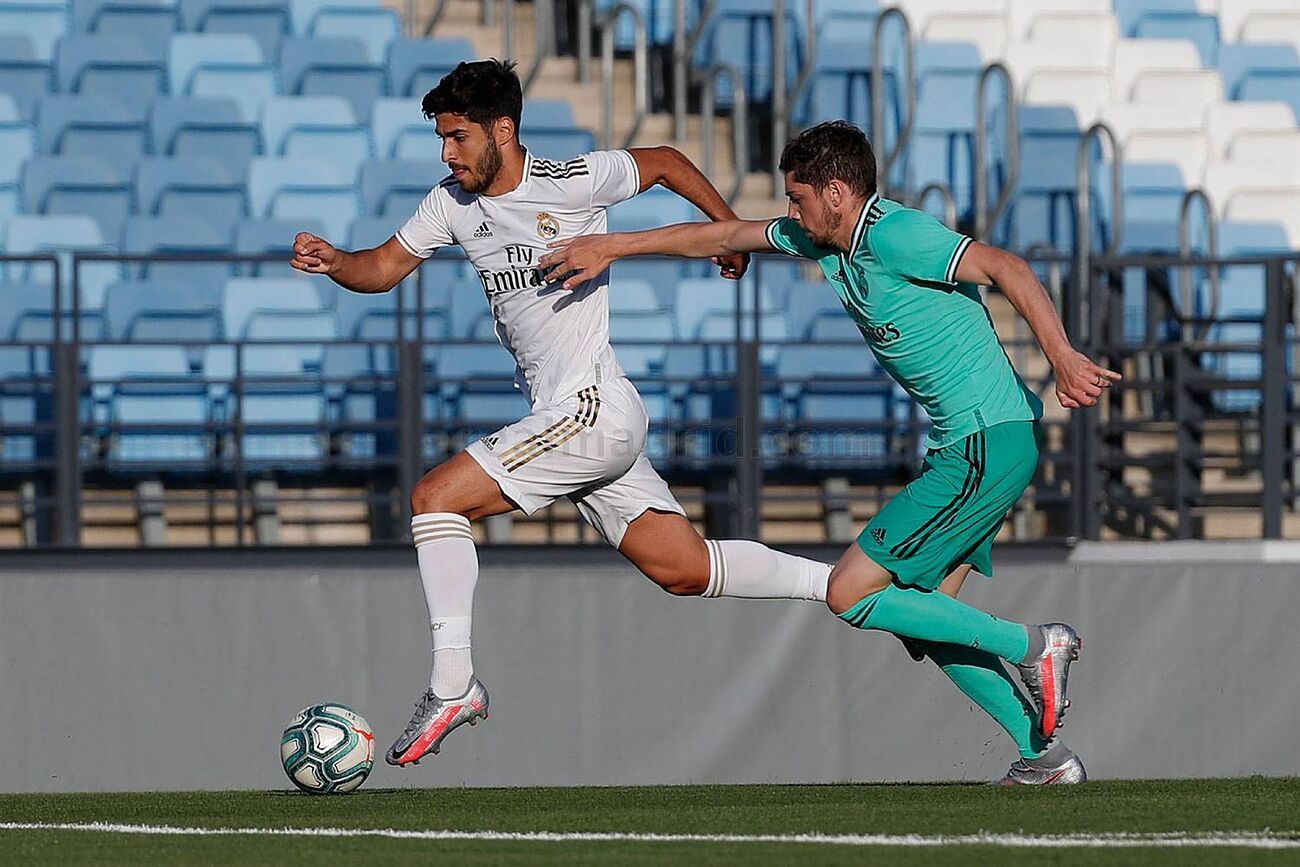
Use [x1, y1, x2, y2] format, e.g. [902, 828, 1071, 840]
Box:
[422, 59, 522, 132]
[779, 121, 877, 198]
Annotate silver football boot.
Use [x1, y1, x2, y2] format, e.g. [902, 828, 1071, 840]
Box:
[1015, 623, 1081, 738]
[386, 679, 489, 767]
[995, 742, 1087, 786]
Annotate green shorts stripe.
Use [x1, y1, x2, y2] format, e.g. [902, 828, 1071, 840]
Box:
[859, 422, 1038, 591]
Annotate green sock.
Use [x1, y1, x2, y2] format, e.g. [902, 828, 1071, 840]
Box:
[839, 583, 1032, 664]
[915, 640, 1048, 759]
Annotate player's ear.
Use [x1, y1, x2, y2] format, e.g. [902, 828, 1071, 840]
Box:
[494, 116, 515, 148]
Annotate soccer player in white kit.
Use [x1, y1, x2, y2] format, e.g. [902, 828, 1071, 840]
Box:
[291, 60, 834, 767]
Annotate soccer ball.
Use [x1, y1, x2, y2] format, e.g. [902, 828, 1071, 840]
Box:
[280, 704, 375, 794]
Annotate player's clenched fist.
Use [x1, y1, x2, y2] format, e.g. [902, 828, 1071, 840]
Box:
[291, 232, 340, 275]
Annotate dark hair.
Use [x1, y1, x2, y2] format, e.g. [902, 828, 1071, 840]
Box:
[422, 59, 523, 133]
[778, 121, 877, 198]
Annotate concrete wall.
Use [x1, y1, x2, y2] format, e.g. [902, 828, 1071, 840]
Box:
[0, 545, 1296, 792]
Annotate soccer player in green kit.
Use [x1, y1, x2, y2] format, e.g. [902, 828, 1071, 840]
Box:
[540, 121, 1121, 785]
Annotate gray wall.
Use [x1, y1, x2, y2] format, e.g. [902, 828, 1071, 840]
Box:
[0, 546, 1296, 792]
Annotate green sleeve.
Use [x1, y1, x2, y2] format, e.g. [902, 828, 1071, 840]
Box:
[868, 208, 973, 285]
[764, 217, 829, 260]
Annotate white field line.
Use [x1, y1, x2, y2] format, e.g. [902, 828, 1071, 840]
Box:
[1, 823, 1299, 849]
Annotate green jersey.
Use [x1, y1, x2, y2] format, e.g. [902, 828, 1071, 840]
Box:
[765, 195, 1043, 450]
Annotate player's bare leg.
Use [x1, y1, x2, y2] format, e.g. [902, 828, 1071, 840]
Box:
[388, 453, 513, 767]
[618, 509, 830, 601]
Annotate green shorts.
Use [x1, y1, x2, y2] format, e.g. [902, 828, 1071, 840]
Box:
[858, 421, 1040, 591]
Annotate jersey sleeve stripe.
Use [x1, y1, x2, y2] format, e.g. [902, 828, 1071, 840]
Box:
[394, 228, 429, 259]
[765, 219, 791, 256]
[944, 235, 973, 283]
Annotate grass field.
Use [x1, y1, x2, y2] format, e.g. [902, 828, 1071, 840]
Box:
[1, 779, 1298, 865]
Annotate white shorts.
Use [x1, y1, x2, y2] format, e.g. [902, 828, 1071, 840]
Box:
[464, 376, 685, 547]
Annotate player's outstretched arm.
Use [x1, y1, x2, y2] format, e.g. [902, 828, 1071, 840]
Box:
[290, 232, 422, 294]
[539, 220, 773, 291]
[955, 242, 1121, 409]
[628, 146, 747, 279]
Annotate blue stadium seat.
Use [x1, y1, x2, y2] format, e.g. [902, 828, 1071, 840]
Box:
[36, 94, 150, 178]
[0, 281, 57, 341]
[134, 156, 247, 240]
[0, 95, 34, 228]
[911, 42, 983, 211]
[237, 349, 327, 464]
[0, 0, 69, 60]
[221, 275, 325, 337]
[432, 342, 524, 434]
[260, 94, 372, 176]
[169, 33, 279, 121]
[523, 128, 596, 161]
[358, 158, 436, 216]
[806, 312, 860, 342]
[72, 0, 179, 55]
[814, 0, 879, 43]
[21, 156, 131, 242]
[307, 4, 398, 64]
[386, 36, 473, 97]
[234, 216, 327, 277]
[353, 307, 447, 340]
[671, 277, 739, 342]
[344, 214, 402, 249]
[1008, 105, 1087, 252]
[0, 35, 54, 121]
[804, 39, 901, 137]
[608, 278, 660, 314]
[180, 0, 289, 57]
[4, 214, 122, 312]
[370, 97, 428, 158]
[776, 344, 889, 461]
[55, 34, 168, 112]
[1117, 163, 1185, 252]
[1133, 12, 1219, 66]
[279, 36, 386, 121]
[332, 283, 393, 336]
[777, 280, 844, 338]
[608, 187, 700, 230]
[88, 345, 210, 464]
[121, 216, 233, 292]
[247, 156, 359, 239]
[150, 96, 262, 176]
[609, 310, 674, 377]
[694, 0, 803, 106]
[1220, 43, 1300, 119]
[245, 308, 338, 371]
[102, 279, 221, 341]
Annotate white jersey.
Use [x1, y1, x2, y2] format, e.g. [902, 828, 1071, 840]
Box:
[395, 148, 641, 407]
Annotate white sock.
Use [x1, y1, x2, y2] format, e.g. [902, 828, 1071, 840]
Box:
[412, 513, 478, 698]
[702, 540, 831, 601]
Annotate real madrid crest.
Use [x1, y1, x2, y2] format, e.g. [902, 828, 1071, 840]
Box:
[536, 212, 560, 240]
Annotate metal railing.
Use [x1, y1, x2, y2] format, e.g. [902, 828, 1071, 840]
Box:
[910, 182, 957, 228]
[1074, 121, 1124, 346]
[673, 0, 718, 142]
[973, 61, 1018, 243]
[598, 2, 648, 148]
[871, 6, 915, 199]
[696, 62, 748, 204]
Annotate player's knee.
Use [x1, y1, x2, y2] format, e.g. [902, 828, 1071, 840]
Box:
[410, 475, 451, 515]
[646, 564, 708, 596]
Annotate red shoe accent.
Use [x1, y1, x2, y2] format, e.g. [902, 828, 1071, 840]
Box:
[1040, 656, 1058, 737]
[398, 704, 463, 764]
[1042, 768, 1068, 785]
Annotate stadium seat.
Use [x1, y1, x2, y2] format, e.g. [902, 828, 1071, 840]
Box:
[180, 0, 290, 57]
[1008, 105, 1088, 252]
[36, 95, 150, 179]
[358, 159, 437, 217]
[386, 37, 474, 98]
[221, 275, 325, 338]
[1220, 43, 1300, 119]
[0, 96, 32, 229]
[71, 0, 180, 55]
[607, 278, 660, 314]
[911, 41, 984, 209]
[1114, 39, 1223, 110]
[169, 33, 280, 121]
[777, 344, 890, 461]
[134, 156, 247, 239]
[370, 97, 429, 159]
[279, 36, 386, 121]
[1133, 11, 1220, 65]
[150, 97, 263, 176]
[0, 0, 69, 60]
[21, 156, 132, 242]
[307, 5, 398, 65]
[1203, 101, 1296, 160]
[0, 35, 54, 121]
[695, 0, 804, 106]
[1006, 37, 1111, 121]
[1026, 10, 1119, 56]
[246, 156, 359, 239]
[234, 216, 327, 277]
[121, 216, 233, 291]
[88, 345, 210, 464]
[237, 352, 328, 464]
[353, 307, 448, 341]
[260, 95, 372, 176]
[609, 310, 674, 377]
[55, 35, 168, 113]
[804, 40, 882, 131]
[102, 279, 222, 341]
[522, 128, 596, 161]
[244, 308, 338, 370]
[4, 214, 121, 311]
[433, 342, 524, 434]
[1102, 102, 1209, 188]
[806, 313, 862, 342]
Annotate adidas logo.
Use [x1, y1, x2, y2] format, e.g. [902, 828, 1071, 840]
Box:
[473, 222, 493, 239]
[480, 434, 499, 451]
[869, 527, 886, 544]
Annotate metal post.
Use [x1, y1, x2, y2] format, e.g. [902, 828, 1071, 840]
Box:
[974, 62, 1018, 243]
[673, 0, 687, 142]
[233, 345, 246, 546]
[1178, 188, 1219, 343]
[697, 63, 748, 204]
[502, 0, 514, 61]
[53, 342, 80, 546]
[736, 340, 762, 539]
[599, 2, 647, 148]
[770, 0, 787, 194]
[577, 0, 592, 82]
[1261, 259, 1286, 539]
[872, 7, 915, 198]
[397, 340, 424, 535]
[1075, 122, 1123, 347]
